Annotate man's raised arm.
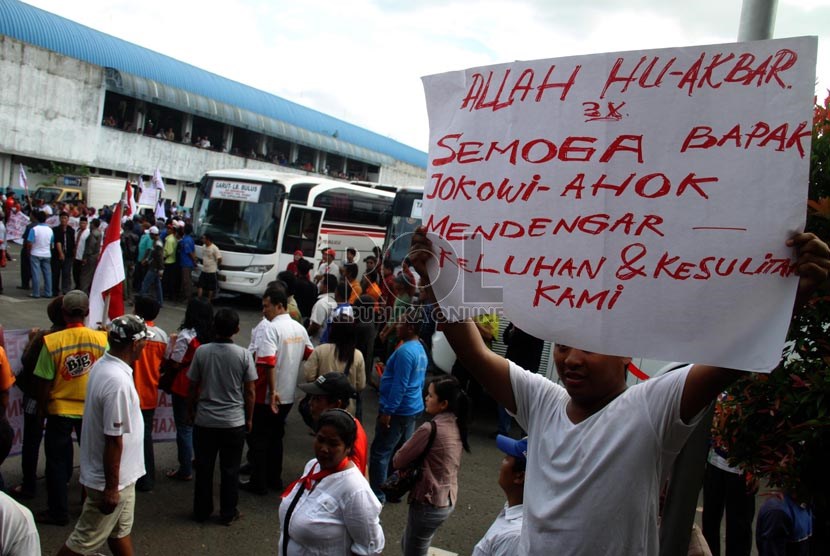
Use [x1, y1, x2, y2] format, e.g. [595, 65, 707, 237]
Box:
[409, 227, 516, 413]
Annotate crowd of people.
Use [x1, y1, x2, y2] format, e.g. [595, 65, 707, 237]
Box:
[0, 184, 828, 555]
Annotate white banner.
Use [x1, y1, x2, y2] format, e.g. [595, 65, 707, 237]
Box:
[0, 329, 174, 457]
[138, 186, 158, 207]
[422, 37, 817, 372]
[210, 180, 263, 203]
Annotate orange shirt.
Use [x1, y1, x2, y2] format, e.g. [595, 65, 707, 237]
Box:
[0, 347, 15, 392]
[133, 322, 169, 409]
[352, 417, 368, 476]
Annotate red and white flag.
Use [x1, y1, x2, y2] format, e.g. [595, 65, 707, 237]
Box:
[125, 180, 136, 217]
[86, 197, 126, 328]
[18, 164, 28, 193]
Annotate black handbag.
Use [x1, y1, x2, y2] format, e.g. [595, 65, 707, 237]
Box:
[380, 420, 437, 500]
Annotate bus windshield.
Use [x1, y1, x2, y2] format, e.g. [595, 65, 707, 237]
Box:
[192, 178, 284, 253]
[384, 189, 423, 266]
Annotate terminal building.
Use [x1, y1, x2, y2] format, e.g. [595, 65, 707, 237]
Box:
[0, 0, 427, 206]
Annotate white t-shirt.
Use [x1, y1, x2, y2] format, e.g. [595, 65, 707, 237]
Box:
[309, 293, 337, 346]
[75, 228, 89, 260]
[509, 362, 701, 556]
[278, 459, 384, 555]
[257, 314, 312, 404]
[80, 352, 145, 491]
[26, 224, 53, 257]
[0, 491, 41, 556]
[315, 261, 340, 279]
[472, 503, 523, 556]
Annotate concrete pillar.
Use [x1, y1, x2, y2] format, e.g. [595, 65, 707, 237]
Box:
[319, 152, 328, 174]
[181, 114, 193, 144]
[257, 135, 268, 157]
[0, 154, 13, 188]
[290, 144, 299, 164]
[222, 125, 234, 153]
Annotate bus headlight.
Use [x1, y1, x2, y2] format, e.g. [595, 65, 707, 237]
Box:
[244, 265, 274, 273]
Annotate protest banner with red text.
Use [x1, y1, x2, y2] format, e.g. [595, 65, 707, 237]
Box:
[421, 37, 817, 372]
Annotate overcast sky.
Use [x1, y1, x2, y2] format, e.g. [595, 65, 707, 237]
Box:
[23, 0, 830, 153]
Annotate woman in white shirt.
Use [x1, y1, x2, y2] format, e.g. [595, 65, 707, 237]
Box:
[279, 409, 384, 556]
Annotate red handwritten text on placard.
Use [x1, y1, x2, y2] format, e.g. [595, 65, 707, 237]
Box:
[461, 65, 582, 111]
[681, 121, 811, 157]
[599, 49, 798, 98]
[426, 213, 666, 240]
[433, 134, 643, 166]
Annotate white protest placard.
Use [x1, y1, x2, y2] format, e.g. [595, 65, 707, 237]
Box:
[5, 211, 30, 243]
[421, 37, 817, 372]
[138, 186, 159, 207]
[210, 180, 263, 203]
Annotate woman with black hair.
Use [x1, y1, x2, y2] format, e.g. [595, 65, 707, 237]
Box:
[393, 375, 471, 556]
[279, 409, 384, 555]
[164, 297, 214, 481]
[302, 315, 365, 416]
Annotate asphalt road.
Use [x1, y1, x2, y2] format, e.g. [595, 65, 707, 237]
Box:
[0, 245, 513, 556]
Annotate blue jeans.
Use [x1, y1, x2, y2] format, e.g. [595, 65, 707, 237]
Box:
[30, 255, 52, 297]
[140, 268, 163, 307]
[368, 414, 416, 503]
[171, 394, 193, 477]
[402, 501, 454, 556]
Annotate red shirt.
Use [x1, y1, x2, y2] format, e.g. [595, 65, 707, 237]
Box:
[352, 418, 368, 475]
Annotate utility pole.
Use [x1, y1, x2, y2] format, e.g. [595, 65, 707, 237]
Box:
[658, 5, 778, 555]
[738, 0, 778, 41]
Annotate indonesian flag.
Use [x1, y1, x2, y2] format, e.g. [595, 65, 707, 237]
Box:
[125, 180, 136, 217]
[18, 164, 28, 193]
[86, 197, 125, 328]
[151, 168, 166, 192]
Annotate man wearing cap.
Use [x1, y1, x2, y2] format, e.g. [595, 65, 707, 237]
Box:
[313, 248, 340, 285]
[33, 291, 109, 526]
[286, 249, 305, 278]
[297, 371, 368, 475]
[57, 315, 149, 556]
[139, 226, 164, 306]
[472, 436, 526, 556]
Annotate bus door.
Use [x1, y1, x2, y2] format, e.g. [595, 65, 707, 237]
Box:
[279, 205, 325, 273]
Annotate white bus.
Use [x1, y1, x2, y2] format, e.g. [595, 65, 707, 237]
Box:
[191, 169, 395, 295]
[382, 185, 425, 269]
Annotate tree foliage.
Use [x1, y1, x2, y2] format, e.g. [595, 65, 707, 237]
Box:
[714, 92, 830, 512]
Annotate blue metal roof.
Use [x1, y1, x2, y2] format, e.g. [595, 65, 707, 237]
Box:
[0, 0, 427, 168]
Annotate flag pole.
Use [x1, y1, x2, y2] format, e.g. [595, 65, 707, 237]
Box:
[98, 292, 112, 330]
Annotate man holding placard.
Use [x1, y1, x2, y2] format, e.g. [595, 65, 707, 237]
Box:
[415, 36, 829, 555]
[410, 228, 827, 555]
